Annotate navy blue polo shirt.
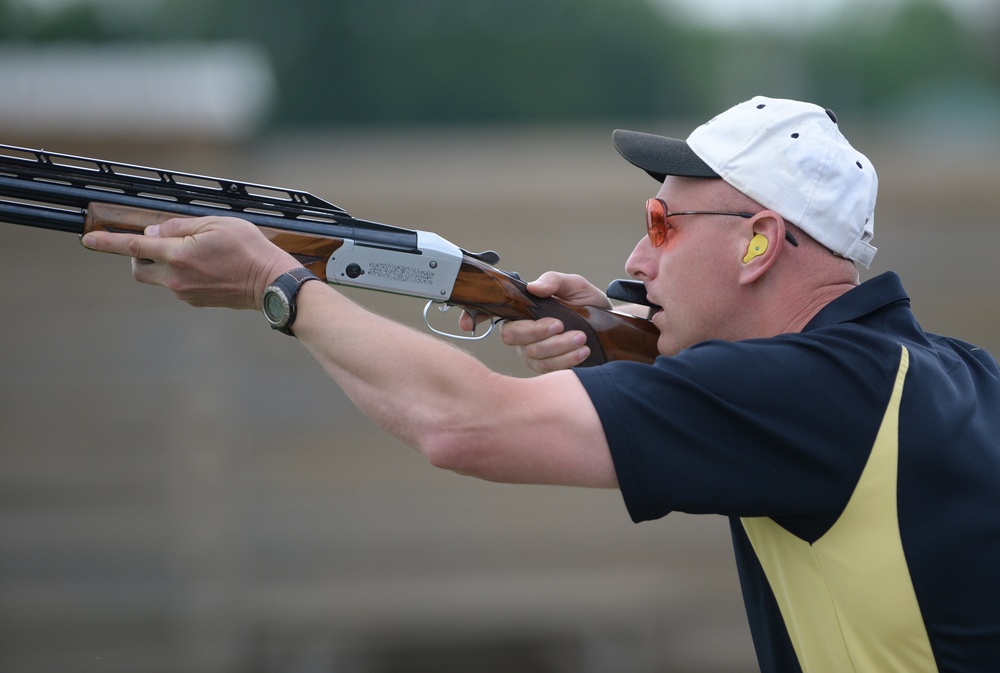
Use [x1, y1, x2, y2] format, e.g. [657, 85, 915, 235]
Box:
[575, 272, 1000, 672]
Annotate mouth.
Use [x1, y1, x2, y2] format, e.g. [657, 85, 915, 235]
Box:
[604, 280, 661, 320]
[646, 302, 664, 324]
[646, 296, 663, 315]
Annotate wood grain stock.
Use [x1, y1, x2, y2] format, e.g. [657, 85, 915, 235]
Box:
[451, 256, 660, 366]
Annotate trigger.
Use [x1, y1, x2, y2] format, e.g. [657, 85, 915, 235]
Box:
[465, 309, 482, 337]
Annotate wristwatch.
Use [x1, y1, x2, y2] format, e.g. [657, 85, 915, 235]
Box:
[261, 267, 321, 336]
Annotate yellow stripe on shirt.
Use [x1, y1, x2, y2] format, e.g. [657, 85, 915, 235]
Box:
[742, 347, 937, 672]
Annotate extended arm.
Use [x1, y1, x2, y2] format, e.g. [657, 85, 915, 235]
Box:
[82, 217, 617, 488]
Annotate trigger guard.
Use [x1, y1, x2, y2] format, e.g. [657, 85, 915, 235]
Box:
[422, 301, 497, 341]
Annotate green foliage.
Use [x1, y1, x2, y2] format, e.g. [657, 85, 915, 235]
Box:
[803, 0, 999, 113]
[2, 0, 997, 128]
[863, 1, 996, 100]
[181, 0, 719, 125]
[0, 0, 110, 41]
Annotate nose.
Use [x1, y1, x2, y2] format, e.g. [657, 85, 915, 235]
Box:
[625, 236, 655, 280]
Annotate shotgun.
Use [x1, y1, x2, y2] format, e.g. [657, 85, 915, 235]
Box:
[0, 143, 659, 366]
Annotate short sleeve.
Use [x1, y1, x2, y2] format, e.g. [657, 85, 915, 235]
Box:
[575, 330, 901, 540]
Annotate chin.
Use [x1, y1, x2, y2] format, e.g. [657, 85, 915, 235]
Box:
[656, 336, 680, 358]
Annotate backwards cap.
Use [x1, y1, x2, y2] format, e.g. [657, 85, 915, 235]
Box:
[613, 96, 878, 267]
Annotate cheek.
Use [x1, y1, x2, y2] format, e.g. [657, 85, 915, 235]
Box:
[685, 238, 741, 289]
[659, 246, 737, 331]
[662, 243, 719, 294]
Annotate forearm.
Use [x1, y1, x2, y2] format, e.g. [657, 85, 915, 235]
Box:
[291, 281, 484, 450]
[289, 281, 617, 487]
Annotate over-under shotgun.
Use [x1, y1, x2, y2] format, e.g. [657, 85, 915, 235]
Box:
[0, 144, 659, 366]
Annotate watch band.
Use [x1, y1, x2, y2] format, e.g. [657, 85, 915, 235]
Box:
[262, 267, 321, 336]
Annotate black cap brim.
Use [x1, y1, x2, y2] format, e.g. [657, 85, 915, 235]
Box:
[612, 129, 719, 183]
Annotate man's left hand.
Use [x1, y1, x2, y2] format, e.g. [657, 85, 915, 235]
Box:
[82, 216, 299, 310]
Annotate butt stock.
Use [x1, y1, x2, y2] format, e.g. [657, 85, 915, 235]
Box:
[441, 255, 659, 366]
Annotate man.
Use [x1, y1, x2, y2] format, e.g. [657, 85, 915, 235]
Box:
[82, 97, 1000, 672]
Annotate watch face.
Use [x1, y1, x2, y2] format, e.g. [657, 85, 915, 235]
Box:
[262, 288, 289, 325]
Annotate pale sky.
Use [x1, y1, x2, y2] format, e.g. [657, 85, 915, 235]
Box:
[657, 0, 999, 31]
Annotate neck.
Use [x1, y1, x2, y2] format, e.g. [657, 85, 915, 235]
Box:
[778, 281, 857, 334]
[749, 253, 860, 337]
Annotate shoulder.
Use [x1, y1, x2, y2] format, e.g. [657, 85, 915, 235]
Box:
[580, 324, 904, 407]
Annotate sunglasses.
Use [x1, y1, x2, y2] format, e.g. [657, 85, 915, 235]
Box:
[645, 197, 799, 248]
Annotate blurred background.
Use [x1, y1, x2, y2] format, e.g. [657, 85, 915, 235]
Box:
[1, 0, 998, 671]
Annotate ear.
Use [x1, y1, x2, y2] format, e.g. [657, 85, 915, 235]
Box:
[738, 211, 787, 286]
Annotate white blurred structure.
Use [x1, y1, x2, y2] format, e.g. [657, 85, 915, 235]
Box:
[0, 42, 275, 142]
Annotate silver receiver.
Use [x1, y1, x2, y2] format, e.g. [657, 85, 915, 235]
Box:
[326, 231, 464, 301]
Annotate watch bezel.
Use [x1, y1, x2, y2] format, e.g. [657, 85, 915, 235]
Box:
[260, 267, 320, 335]
[262, 284, 292, 328]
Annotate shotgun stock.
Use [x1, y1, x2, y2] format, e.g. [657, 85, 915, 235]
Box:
[1, 144, 660, 366]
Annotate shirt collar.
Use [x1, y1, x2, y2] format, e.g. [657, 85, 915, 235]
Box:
[803, 271, 910, 332]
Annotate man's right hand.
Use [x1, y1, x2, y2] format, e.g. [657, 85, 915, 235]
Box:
[499, 272, 613, 374]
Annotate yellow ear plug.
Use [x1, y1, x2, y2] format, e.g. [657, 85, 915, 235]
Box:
[743, 234, 769, 263]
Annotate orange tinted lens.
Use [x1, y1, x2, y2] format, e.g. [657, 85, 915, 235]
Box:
[645, 198, 666, 247]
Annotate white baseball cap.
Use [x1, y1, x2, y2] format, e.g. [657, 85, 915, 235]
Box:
[613, 96, 878, 267]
